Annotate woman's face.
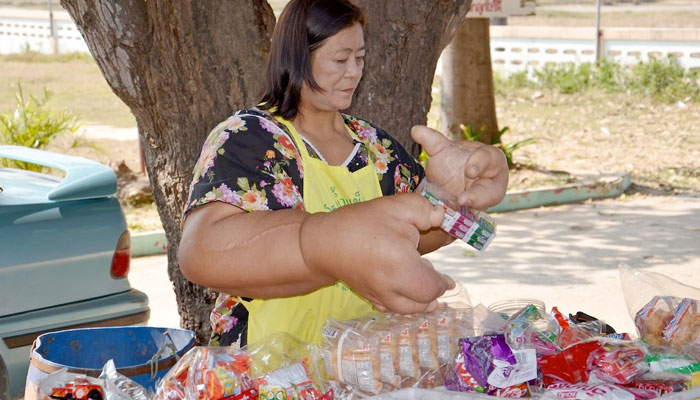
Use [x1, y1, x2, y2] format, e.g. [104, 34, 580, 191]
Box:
[300, 23, 365, 112]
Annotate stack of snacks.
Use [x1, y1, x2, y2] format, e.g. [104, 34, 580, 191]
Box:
[321, 305, 473, 396]
[321, 317, 383, 395]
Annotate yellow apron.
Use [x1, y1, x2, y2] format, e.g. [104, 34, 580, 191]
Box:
[242, 115, 382, 344]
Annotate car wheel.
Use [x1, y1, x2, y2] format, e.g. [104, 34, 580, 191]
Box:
[0, 356, 8, 400]
[87, 389, 103, 400]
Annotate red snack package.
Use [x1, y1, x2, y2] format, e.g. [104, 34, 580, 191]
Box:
[539, 341, 603, 386]
[626, 377, 690, 398]
[552, 307, 599, 349]
[588, 345, 648, 385]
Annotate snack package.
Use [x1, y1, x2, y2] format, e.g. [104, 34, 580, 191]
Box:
[538, 340, 604, 386]
[153, 346, 254, 400]
[541, 381, 650, 400]
[187, 347, 254, 400]
[445, 351, 531, 397]
[459, 334, 537, 389]
[551, 307, 603, 349]
[34, 369, 104, 400]
[367, 320, 402, 388]
[321, 318, 383, 395]
[244, 332, 328, 395]
[625, 376, 691, 397]
[587, 344, 649, 385]
[417, 179, 496, 251]
[663, 298, 700, 357]
[390, 315, 421, 381]
[635, 296, 679, 349]
[257, 359, 326, 400]
[415, 313, 439, 370]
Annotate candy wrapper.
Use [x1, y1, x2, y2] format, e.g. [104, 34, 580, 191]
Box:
[458, 334, 537, 390]
[587, 343, 649, 385]
[417, 179, 496, 251]
[445, 351, 531, 397]
[153, 346, 254, 400]
[539, 340, 603, 386]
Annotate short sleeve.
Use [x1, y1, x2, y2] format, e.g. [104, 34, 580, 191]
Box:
[344, 115, 425, 195]
[184, 111, 305, 217]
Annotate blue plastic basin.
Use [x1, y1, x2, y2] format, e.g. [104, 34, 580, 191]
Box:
[25, 326, 195, 397]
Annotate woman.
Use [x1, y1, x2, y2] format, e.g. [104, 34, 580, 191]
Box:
[178, 0, 508, 347]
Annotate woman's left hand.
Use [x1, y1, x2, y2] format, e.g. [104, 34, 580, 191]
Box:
[412, 125, 509, 211]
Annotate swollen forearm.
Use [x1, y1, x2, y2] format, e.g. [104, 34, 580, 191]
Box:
[179, 206, 335, 299]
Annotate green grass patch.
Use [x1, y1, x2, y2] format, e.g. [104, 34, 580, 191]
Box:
[0, 53, 136, 128]
[495, 57, 700, 103]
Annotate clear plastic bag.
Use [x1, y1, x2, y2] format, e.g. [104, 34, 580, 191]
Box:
[153, 346, 254, 400]
[619, 263, 700, 321]
[619, 264, 700, 357]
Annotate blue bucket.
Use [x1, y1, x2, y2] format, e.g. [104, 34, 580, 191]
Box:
[24, 327, 195, 398]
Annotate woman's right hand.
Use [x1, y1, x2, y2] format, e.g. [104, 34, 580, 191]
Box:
[299, 193, 455, 314]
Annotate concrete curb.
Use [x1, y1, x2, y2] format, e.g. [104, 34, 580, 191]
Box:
[488, 172, 631, 213]
[131, 230, 168, 258]
[131, 172, 631, 258]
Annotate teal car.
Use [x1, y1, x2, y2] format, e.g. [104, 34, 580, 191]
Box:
[0, 146, 150, 399]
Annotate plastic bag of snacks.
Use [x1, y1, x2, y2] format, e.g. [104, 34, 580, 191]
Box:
[34, 361, 149, 400]
[35, 369, 105, 400]
[321, 315, 385, 395]
[244, 332, 331, 399]
[445, 333, 537, 397]
[321, 303, 474, 396]
[153, 346, 255, 400]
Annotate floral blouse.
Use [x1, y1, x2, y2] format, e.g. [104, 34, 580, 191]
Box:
[184, 108, 425, 347]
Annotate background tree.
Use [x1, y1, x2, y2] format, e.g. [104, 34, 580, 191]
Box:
[440, 18, 499, 144]
[62, 0, 472, 343]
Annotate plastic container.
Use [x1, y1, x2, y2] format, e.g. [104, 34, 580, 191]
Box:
[24, 326, 195, 398]
[488, 299, 548, 331]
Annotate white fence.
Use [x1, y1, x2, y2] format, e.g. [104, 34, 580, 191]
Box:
[2, 11, 699, 72]
[490, 26, 700, 72]
[0, 10, 88, 54]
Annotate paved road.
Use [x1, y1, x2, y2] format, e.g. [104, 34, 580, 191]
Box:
[129, 194, 700, 337]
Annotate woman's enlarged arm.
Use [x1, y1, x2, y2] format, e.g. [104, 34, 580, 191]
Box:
[179, 202, 335, 299]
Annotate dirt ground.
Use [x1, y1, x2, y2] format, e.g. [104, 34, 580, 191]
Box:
[70, 83, 700, 233]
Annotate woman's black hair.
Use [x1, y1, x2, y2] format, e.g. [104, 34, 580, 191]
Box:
[258, 0, 365, 120]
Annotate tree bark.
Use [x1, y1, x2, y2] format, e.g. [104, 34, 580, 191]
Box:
[61, 0, 276, 343]
[440, 18, 499, 144]
[349, 0, 472, 157]
[62, 0, 472, 342]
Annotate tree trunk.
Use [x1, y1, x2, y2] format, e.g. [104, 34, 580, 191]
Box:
[61, 0, 276, 344]
[349, 0, 473, 157]
[61, 0, 473, 342]
[440, 18, 498, 144]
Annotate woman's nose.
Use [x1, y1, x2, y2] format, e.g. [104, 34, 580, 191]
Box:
[346, 58, 363, 79]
